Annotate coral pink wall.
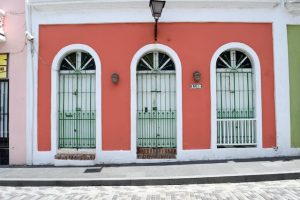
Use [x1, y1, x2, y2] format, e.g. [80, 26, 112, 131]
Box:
[38, 23, 276, 151]
[0, 0, 27, 164]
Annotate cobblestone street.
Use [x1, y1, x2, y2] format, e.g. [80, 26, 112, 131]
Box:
[0, 179, 300, 200]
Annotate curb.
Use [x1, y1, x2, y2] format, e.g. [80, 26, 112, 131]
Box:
[0, 172, 300, 187]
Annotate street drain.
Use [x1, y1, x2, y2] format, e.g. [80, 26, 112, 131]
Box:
[84, 167, 103, 173]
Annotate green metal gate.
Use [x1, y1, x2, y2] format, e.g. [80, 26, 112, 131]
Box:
[58, 51, 96, 149]
[0, 54, 9, 165]
[216, 50, 256, 147]
[0, 81, 9, 164]
[137, 52, 176, 149]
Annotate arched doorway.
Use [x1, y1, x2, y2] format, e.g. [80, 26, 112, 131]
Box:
[136, 51, 177, 159]
[216, 49, 257, 147]
[58, 51, 96, 149]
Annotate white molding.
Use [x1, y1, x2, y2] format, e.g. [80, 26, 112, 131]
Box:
[32, 40, 39, 161]
[95, 148, 300, 163]
[28, 0, 280, 11]
[26, 0, 34, 165]
[33, 147, 300, 164]
[54, 159, 95, 166]
[130, 43, 183, 160]
[272, 10, 292, 150]
[32, 151, 54, 165]
[97, 151, 134, 164]
[210, 42, 263, 149]
[176, 148, 292, 161]
[165, 0, 281, 9]
[285, 0, 300, 14]
[28, 8, 288, 26]
[50, 44, 102, 163]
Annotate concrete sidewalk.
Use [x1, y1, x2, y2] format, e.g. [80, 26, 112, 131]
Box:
[0, 157, 300, 186]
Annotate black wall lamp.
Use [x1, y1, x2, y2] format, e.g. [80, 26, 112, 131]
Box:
[111, 73, 119, 84]
[149, 0, 166, 41]
[193, 71, 201, 83]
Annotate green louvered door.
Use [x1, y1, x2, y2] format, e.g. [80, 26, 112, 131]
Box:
[58, 51, 96, 149]
[137, 52, 176, 152]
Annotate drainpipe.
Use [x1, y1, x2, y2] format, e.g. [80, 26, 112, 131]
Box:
[25, 0, 34, 165]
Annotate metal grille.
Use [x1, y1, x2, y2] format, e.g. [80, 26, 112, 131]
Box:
[137, 52, 176, 148]
[0, 81, 9, 164]
[216, 50, 256, 147]
[58, 51, 96, 149]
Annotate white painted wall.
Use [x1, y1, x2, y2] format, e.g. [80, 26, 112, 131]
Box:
[27, 0, 300, 164]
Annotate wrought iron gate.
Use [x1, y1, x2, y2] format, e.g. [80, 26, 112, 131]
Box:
[216, 50, 256, 147]
[137, 52, 176, 150]
[0, 81, 9, 164]
[58, 51, 96, 149]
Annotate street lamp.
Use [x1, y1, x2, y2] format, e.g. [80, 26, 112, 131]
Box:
[149, 0, 166, 41]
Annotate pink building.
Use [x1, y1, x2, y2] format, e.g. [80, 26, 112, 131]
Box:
[0, 0, 27, 165]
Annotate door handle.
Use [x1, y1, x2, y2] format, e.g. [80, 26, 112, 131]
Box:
[73, 90, 78, 96]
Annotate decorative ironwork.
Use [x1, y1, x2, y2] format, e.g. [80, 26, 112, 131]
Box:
[58, 51, 96, 149]
[216, 50, 256, 147]
[60, 52, 95, 72]
[137, 51, 176, 149]
[137, 52, 175, 71]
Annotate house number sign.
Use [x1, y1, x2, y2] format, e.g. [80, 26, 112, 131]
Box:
[191, 84, 202, 89]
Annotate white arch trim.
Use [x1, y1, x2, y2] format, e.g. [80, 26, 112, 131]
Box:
[51, 44, 102, 161]
[130, 43, 183, 160]
[210, 42, 263, 149]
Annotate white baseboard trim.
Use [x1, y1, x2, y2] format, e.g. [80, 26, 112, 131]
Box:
[32, 148, 300, 165]
[54, 159, 96, 166]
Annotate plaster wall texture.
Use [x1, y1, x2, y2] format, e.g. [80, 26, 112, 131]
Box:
[0, 0, 27, 165]
[37, 23, 276, 151]
[27, 0, 300, 164]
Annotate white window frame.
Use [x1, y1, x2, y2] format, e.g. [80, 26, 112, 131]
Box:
[210, 42, 263, 149]
[51, 44, 102, 158]
[130, 44, 183, 160]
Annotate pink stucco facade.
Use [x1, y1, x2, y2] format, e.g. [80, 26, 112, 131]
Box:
[0, 0, 26, 165]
